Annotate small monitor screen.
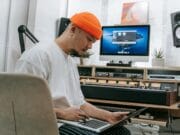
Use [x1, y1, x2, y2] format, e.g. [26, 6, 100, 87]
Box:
[100, 25, 150, 62]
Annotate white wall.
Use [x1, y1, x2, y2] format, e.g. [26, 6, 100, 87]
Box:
[1, 0, 180, 71]
[28, 0, 68, 43]
[6, 0, 30, 72]
[0, 0, 30, 72]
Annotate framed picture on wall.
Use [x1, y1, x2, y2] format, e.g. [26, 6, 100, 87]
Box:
[121, 1, 149, 25]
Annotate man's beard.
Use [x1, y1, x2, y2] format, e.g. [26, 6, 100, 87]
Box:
[69, 49, 83, 57]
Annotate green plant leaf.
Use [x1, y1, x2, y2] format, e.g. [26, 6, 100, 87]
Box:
[153, 48, 164, 58]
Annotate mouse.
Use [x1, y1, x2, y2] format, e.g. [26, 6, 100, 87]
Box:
[178, 104, 180, 108]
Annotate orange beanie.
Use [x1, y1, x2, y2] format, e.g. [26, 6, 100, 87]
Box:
[70, 12, 102, 40]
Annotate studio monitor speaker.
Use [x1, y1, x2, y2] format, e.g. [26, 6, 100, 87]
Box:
[171, 11, 180, 47]
[57, 17, 70, 37]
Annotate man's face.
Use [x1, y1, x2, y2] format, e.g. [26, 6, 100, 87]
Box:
[70, 27, 96, 56]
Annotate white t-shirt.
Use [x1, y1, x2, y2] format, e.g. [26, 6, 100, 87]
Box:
[15, 42, 85, 107]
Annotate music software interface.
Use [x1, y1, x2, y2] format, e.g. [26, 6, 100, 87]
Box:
[100, 26, 149, 55]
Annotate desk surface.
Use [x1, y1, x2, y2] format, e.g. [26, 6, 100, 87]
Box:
[86, 98, 180, 110]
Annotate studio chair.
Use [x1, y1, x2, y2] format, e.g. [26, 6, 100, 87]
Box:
[0, 73, 59, 135]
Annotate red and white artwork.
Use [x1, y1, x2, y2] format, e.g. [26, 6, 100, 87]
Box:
[121, 1, 149, 25]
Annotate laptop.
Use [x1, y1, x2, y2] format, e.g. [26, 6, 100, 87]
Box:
[58, 107, 147, 133]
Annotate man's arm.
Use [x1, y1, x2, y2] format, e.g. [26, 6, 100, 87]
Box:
[54, 107, 88, 121]
[80, 102, 129, 124]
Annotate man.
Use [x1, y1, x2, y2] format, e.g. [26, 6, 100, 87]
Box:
[15, 12, 131, 135]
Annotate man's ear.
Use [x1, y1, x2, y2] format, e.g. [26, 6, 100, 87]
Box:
[69, 24, 77, 34]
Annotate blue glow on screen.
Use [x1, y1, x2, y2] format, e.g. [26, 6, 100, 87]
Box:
[100, 25, 150, 56]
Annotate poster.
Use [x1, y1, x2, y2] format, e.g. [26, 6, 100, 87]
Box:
[121, 1, 149, 25]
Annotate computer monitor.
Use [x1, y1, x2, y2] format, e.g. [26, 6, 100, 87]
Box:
[100, 25, 150, 65]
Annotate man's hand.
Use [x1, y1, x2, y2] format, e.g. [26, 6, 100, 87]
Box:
[80, 102, 129, 124]
[107, 111, 129, 124]
[55, 107, 89, 121]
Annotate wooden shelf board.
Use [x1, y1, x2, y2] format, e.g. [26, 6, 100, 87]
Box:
[86, 98, 180, 110]
[131, 118, 167, 126]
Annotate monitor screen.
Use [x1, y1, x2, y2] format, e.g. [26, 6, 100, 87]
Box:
[100, 25, 150, 63]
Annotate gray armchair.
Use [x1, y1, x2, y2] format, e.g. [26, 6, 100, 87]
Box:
[0, 73, 59, 135]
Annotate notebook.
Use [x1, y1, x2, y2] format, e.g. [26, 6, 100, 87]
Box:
[58, 107, 147, 133]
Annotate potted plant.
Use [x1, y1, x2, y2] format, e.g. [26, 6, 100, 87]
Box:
[152, 48, 164, 67]
[80, 51, 93, 65]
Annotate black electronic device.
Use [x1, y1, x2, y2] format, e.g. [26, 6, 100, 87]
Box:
[57, 17, 70, 37]
[147, 69, 180, 80]
[149, 75, 175, 79]
[160, 83, 177, 91]
[95, 67, 144, 79]
[78, 66, 92, 76]
[59, 107, 147, 133]
[99, 25, 150, 64]
[81, 84, 177, 106]
[171, 11, 180, 47]
[107, 61, 132, 67]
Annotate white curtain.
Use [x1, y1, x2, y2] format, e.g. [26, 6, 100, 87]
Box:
[0, 0, 12, 71]
[4, 0, 30, 72]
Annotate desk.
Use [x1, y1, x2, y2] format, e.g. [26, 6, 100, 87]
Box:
[79, 65, 180, 127]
